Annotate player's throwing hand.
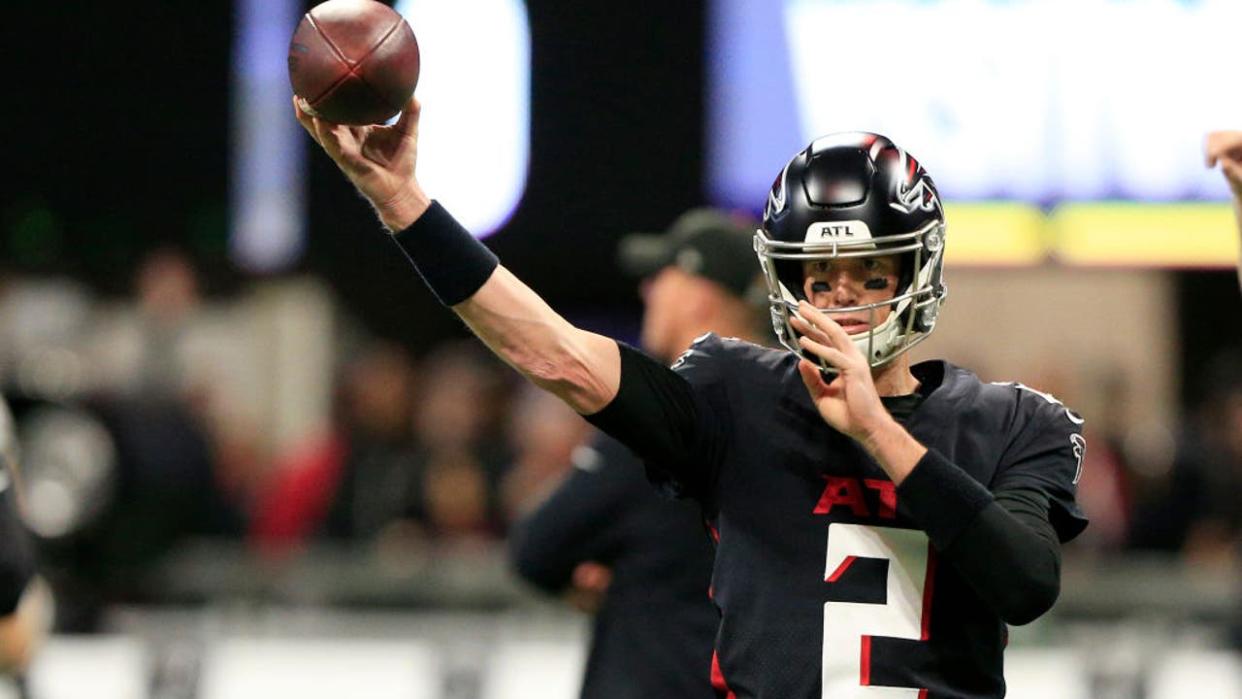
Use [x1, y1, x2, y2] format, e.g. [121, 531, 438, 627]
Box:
[293, 95, 429, 230]
[789, 300, 892, 444]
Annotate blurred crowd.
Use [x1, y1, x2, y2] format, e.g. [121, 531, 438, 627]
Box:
[0, 249, 600, 622]
[0, 247, 1239, 629]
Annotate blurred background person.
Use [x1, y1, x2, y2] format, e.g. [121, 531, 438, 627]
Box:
[409, 343, 512, 547]
[499, 384, 594, 526]
[509, 209, 766, 699]
[252, 338, 515, 555]
[250, 340, 420, 554]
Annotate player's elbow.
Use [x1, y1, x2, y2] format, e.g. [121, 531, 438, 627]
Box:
[997, 568, 1060, 626]
[508, 527, 571, 595]
[518, 334, 614, 414]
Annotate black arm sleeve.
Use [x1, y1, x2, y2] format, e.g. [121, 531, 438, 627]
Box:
[943, 490, 1061, 626]
[897, 449, 1061, 625]
[508, 441, 640, 593]
[584, 342, 726, 500]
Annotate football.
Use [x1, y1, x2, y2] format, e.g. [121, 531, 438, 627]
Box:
[287, 0, 420, 125]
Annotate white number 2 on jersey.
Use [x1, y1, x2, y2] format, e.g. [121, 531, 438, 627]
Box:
[823, 524, 935, 698]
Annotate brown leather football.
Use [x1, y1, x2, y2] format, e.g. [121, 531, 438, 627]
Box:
[288, 0, 420, 125]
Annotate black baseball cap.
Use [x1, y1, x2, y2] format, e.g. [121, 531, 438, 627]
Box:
[619, 208, 760, 298]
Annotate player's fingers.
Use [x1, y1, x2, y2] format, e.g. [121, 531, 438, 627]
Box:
[788, 313, 830, 347]
[348, 125, 367, 142]
[320, 122, 361, 162]
[797, 358, 830, 395]
[797, 335, 850, 370]
[797, 301, 856, 354]
[791, 302, 834, 343]
[392, 96, 421, 137]
[790, 315, 855, 373]
[310, 116, 342, 155]
[797, 358, 843, 396]
[292, 96, 322, 144]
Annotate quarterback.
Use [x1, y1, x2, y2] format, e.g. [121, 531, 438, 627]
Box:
[296, 96, 1087, 698]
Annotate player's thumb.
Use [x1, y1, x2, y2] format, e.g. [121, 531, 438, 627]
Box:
[394, 96, 421, 137]
[797, 359, 829, 397]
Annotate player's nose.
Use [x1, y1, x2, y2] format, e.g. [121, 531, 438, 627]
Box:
[825, 270, 861, 308]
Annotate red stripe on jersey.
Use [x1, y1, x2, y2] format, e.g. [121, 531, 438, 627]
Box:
[921, 544, 938, 641]
[710, 650, 737, 699]
[918, 690, 929, 699]
[826, 555, 857, 582]
[860, 635, 872, 685]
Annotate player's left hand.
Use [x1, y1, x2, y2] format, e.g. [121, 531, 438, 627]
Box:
[1206, 131, 1242, 198]
[789, 301, 894, 444]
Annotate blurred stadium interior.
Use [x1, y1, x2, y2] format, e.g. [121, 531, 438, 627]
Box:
[4, 0, 1242, 697]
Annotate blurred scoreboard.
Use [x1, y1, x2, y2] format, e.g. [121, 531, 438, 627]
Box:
[708, 0, 1242, 266]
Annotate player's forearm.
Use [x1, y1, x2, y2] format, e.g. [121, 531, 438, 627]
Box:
[859, 417, 927, 486]
[943, 492, 1061, 626]
[375, 184, 431, 232]
[454, 268, 620, 414]
[388, 200, 620, 414]
[896, 451, 1061, 624]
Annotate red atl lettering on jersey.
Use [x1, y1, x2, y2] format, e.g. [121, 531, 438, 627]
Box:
[814, 477, 868, 516]
[813, 476, 897, 519]
[863, 479, 897, 518]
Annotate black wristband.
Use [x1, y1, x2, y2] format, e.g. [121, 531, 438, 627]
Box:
[391, 201, 499, 306]
[896, 448, 995, 551]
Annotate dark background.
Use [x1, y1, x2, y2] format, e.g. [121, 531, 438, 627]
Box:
[5, 1, 1238, 401]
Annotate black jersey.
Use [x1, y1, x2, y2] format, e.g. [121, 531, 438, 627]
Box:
[511, 435, 717, 699]
[636, 334, 1086, 699]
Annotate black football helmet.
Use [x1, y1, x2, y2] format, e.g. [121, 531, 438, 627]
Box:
[756, 132, 948, 374]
